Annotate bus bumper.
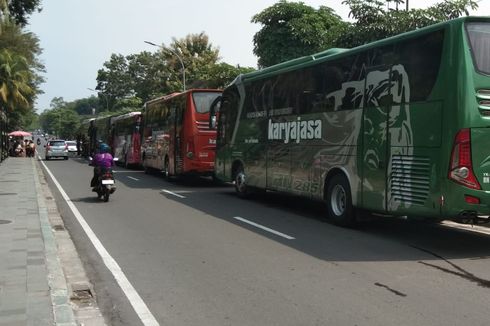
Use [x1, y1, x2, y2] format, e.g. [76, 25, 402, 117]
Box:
[443, 183, 490, 221]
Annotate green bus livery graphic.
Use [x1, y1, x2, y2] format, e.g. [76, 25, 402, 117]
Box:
[213, 17, 490, 226]
[268, 118, 322, 143]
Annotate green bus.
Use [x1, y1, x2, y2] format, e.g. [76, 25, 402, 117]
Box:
[210, 17, 490, 226]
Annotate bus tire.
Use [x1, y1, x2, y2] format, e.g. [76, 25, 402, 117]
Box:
[234, 165, 249, 198]
[325, 174, 356, 227]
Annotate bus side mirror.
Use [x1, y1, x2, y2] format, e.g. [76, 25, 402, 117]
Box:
[210, 115, 217, 129]
[209, 96, 222, 130]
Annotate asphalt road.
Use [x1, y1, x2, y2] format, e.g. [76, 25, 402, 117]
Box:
[41, 154, 490, 326]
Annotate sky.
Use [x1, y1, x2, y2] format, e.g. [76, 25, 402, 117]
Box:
[28, 0, 488, 112]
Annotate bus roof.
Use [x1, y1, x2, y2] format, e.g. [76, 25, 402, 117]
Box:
[237, 16, 490, 84]
[144, 89, 222, 106]
[110, 112, 141, 123]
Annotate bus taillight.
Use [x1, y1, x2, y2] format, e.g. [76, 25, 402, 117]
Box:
[448, 128, 481, 190]
[186, 139, 195, 159]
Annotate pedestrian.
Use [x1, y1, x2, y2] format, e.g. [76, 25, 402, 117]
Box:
[28, 140, 36, 157]
[76, 134, 81, 156]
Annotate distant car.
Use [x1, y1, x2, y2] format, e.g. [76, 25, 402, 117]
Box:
[66, 141, 78, 153]
[45, 140, 68, 160]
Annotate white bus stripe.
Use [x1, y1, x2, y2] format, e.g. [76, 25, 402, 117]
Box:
[39, 160, 160, 326]
[233, 216, 295, 240]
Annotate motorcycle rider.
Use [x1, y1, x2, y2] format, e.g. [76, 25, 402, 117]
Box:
[90, 143, 114, 192]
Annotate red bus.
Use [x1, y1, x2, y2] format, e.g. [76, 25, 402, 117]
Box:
[141, 89, 222, 177]
[111, 112, 142, 167]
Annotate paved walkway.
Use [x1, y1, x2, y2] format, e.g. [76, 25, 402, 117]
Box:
[0, 157, 105, 326]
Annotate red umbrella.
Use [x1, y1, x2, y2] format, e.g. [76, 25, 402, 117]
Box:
[8, 130, 32, 137]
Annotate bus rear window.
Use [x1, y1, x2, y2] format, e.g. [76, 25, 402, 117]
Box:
[192, 92, 221, 114]
[467, 22, 490, 75]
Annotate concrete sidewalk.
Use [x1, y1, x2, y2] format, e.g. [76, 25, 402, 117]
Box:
[0, 157, 105, 326]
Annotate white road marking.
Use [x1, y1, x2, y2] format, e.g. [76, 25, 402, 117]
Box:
[442, 221, 490, 236]
[161, 189, 186, 198]
[127, 176, 139, 181]
[39, 160, 160, 326]
[113, 170, 145, 173]
[233, 216, 295, 240]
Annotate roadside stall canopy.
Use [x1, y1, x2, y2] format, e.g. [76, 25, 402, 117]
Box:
[8, 131, 32, 137]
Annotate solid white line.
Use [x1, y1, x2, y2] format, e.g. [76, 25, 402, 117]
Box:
[233, 216, 295, 240]
[442, 221, 490, 236]
[161, 189, 186, 198]
[127, 176, 139, 181]
[39, 159, 160, 326]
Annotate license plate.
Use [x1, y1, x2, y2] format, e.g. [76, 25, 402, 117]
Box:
[101, 180, 114, 185]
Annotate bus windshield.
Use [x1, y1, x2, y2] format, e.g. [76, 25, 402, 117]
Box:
[192, 92, 221, 114]
[467, 22, 490, 75]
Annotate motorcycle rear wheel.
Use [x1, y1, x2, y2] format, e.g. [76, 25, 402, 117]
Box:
[103, 188, 110, 202]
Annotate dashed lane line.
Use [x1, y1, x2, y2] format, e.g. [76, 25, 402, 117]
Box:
[161, 189, 186, 198]
[233, 216, 296, 240]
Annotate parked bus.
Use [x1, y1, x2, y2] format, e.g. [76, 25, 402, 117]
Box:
[79, 115, 113, 156]
[79, 118, 95, 157]
[141, 89, 222, 178]
[210, 17, 490, 226]
[94, 115, 113, 149]
[111, 111, 142, 167]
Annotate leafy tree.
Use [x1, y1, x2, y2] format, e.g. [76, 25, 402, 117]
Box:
[3, 0, 42, 26]
[69, 96, 101, 116]
[338, 0, 479, 47]
[95, 54, 132, 111]
[198, 63, 255, 89]
[252, 0, 347, 67]
[96, 32, 255, 110]
[39, 98, 81, 139]
[126, 51, 167, 103]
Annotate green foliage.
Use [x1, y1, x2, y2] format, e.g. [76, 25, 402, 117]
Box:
[252, 0, 347, 67]
[0, 13, 44, 131]
[39, 98, 81, 139]
[338, 0, 479, 47]
[6, 0, 42, 27]
[96, 32, 255, 107]
[69, 96, 101, 116]
[199, 63, 256, 89]
[0, 49, 32, 112]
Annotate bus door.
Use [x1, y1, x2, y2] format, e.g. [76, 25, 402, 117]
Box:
[266, 117, 291, 191]
[361, 64, 394, 212]
[168, 106, 178, 175]
[174, 101, 185, 174]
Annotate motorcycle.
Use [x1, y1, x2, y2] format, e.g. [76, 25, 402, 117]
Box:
[90, 157, 118, 202]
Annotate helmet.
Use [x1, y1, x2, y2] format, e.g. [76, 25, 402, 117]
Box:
[99, 143, 110, 153]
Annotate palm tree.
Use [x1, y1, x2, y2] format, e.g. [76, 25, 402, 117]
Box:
[0, 49, 32, 113]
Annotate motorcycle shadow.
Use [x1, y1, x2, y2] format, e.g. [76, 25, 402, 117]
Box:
[70, 196, 107, 203]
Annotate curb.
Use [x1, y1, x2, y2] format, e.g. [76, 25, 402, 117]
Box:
[33, 157, 106, 325]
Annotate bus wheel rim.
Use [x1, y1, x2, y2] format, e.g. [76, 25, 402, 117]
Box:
[331, 184, 346, 216]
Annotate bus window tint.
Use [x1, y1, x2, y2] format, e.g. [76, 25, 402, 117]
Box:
[395, 30, 444, 102]
[466, 23, 490, 75]
[192, 92, 222, 114]
[220, 86, 240, 144]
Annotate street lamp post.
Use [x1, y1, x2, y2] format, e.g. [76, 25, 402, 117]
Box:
[144, 40, 186, 91]
[87, 88, 109, 111]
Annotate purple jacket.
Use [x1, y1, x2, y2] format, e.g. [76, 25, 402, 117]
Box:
[93, 153, 114, 168]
